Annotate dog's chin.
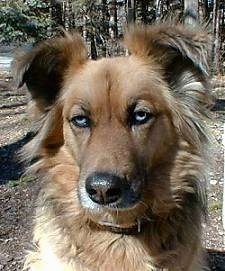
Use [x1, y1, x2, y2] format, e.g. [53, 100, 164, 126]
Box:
[79, 191, 149, 234]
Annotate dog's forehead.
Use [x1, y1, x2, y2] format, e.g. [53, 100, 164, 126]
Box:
[63, 56, 168, 110]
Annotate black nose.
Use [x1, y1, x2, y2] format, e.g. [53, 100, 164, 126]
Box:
[85, 172, 125, 205]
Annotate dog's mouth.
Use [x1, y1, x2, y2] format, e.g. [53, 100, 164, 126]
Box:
[79, 182, 150, 235]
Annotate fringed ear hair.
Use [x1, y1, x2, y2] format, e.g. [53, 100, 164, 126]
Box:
[12, 33, 88, 160]
[124, 23, 212, 144]
[12, 33, 87, 111]
[124, 23, 210, 78]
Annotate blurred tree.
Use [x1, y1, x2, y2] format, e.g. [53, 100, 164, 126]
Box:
[136, 0, 149, 23]
[212, 0, 220, 73]
[127, 0, 136, 24]
[101, 0, 110, 56]
[50, 0, 63, 26]
[0, 0, 225, 74]
[0, 0, 55, 44]
[184, 0, 199, 25]
[109, 0, 118, 39]
[63, 0, 75, 30]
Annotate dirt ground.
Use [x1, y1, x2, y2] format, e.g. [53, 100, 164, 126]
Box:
[1, 72, 225, 270]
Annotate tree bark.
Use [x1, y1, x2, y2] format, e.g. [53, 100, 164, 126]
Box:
[212, 0, 220, 74]
[50, 0, 63, 26]
[127, 0, 136, 24]
[109, 0, 118, 39]
[155, 0, 161, 21]
[136, 0, 148, 23]
[113, 0, 118, 38]
[203, 0, 210, 20]
[90, 31, 98, 60]
[102, 0, 110, 37]
[101, 0, 109, 56]
[184, 0, 199, 26]
[83, 13, 87, 43]
[141, 0, 148, 23]
[63, 0, 74, 31]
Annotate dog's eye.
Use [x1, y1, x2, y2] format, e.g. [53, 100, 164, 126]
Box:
[132, 110, 153, 126]
[71, 115, 91, 128]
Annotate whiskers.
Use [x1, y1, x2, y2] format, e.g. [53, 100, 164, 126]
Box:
[137, 219, 141, 233]
[115, 206, 119, 225]
[138, 200, 155, 227]
[139, 200, 149, 210]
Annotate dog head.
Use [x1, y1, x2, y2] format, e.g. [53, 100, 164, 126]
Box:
[13, 24, 211, 234]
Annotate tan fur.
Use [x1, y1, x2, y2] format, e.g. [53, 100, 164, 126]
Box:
[12, 24, 212, 271]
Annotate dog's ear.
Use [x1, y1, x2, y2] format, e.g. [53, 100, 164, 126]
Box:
[13, 34, 87, 159]
[12, 33, 87, 110]
[124, 24, 212, 101]
[124, 24, 210, 80]
[124, 24, 212, 146]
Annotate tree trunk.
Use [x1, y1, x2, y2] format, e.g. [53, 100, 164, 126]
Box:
[127, 0, 136, 24]
[109, 0, 118, 39]
[141, 0, 148, 23]
[155, 0, 161, 21]
[63, 0, 74, 31]
[203, 0, 210, 20]
[50, 0, 63, 26]
[83, 13, 87, 43]
[212, 0, 220, 74]
[184, 0, 199, 26]
[101, 0, 109, 56]
[136, 0, 148, 23]
[102, 0, 110, 37]
[90, 32, 98, 60]
[113, 0, 118, 38]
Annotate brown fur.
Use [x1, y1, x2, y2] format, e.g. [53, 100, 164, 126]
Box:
[12, 23, 212, 271]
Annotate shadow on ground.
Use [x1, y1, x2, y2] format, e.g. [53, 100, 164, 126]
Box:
[0, 132, 33, 184]
[208, 250, 225, 271]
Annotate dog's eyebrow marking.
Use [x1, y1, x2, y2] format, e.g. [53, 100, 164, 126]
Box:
[105, 67, 113, 121]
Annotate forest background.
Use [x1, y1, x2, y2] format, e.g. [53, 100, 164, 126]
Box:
[0, 0, 224, 74]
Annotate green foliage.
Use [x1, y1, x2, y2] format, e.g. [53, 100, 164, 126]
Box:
[8, 175, 36, 188]
[0, 0, 55, 44]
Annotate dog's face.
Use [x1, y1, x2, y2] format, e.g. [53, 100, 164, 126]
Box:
[62, 57, 177, 230]
[13, 25, 211, 233]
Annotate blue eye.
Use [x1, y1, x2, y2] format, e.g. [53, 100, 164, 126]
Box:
[132, 110, 152, 126]
[71, 115, 91, 128]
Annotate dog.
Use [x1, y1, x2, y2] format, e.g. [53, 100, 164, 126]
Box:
[13, 23, 212, 271]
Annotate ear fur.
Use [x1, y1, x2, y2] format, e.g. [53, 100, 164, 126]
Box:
[123, 24, 212, 107]
[13, 33, 87, 159]
[12, 33, 87, 109]
[124, 24, 210, 77]
[124, 23, 213, 147]
[22, 103, 64, 165]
